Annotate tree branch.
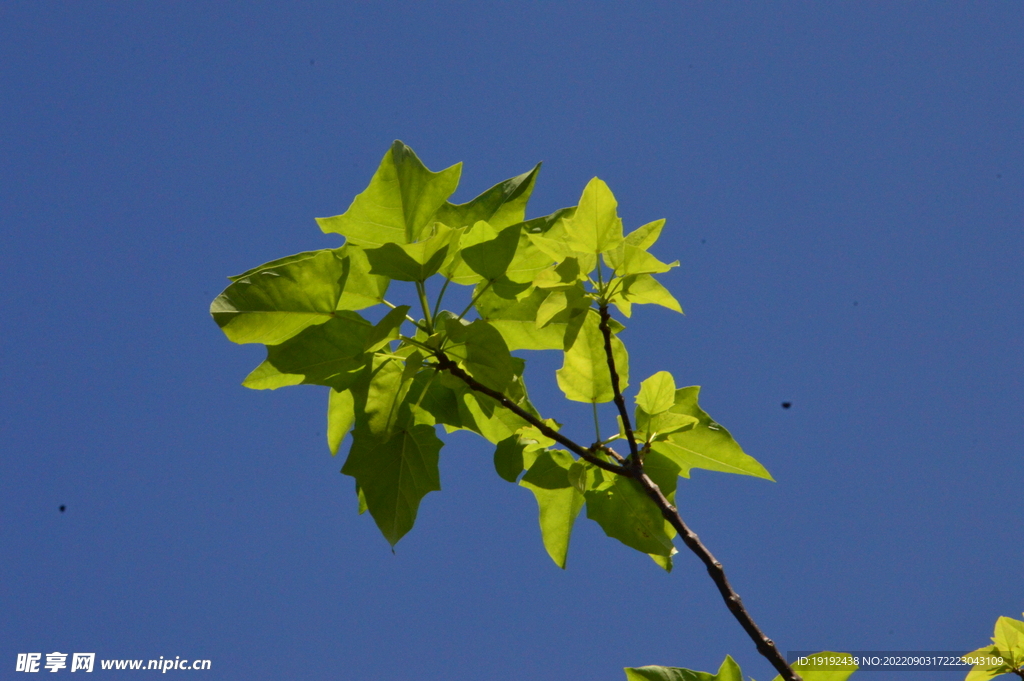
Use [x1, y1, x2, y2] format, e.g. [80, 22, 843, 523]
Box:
[597, 304, 640, 461]
[632, 472, 802, 681]
[596, 305, 801, 681]
[435, 322, 801, 681]
[432, 352, 629, 476]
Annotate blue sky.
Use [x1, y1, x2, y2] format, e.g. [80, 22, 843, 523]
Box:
[2, 3, 1022, 680]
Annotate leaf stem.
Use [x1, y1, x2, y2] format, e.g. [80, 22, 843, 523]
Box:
[431, 277, 451, 322]
[591, 402, 602, 442]
[415, 281, 434, 333]
[383, 299, 427, 332]
[457, 279, 493, 321]
[596, 304, 639, 461]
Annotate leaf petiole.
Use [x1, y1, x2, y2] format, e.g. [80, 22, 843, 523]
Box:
[457, 278, 493, 321]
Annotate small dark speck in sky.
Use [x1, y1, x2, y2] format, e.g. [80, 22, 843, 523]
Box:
[59, 505, 66, 513]
[997, 173, 1002, 178]
[853, 301, 858, 306]
[310, 59, 315, 65]
[700, 239, 706, 244]
[781, 402, 792, 409]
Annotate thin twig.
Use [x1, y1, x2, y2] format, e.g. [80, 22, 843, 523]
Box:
[432, 352, 628, 476]
[597, 304, 640, 461]
[631, 471, 802, 681]
[594, 303, 801, 681]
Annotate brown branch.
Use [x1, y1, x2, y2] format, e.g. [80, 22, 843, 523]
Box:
[596, 304, 801, 680]
[434, 334, 802, 681]
[632, 472, 802, 681]
[597, 304, 640, 461]
[432, 352, 628, 476]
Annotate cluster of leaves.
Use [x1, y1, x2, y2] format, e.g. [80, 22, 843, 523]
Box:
[965, 614, 1024, 680]
[210, 140, 772, 573]
[213, 142, 1018, 681]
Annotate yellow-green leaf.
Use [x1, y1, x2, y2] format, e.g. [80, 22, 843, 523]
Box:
[520, 450, 584, 569]
[317, 140, 461, 246]
[556, 309, 628, 403]
[563, 177, 624, 254]
[651, 386, 773, 480]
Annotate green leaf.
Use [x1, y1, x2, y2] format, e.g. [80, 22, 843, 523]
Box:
[342, 422, 442, 546]
[242, 313, 372, 391]
[434, 164, 540, 230]
[625, 654, 743, 681]
[317, 140, 461, 247]
[585, 472, 674, 558]
[563, 177, 624, 254]
[617, 273, 682, 313]
[505, 207, 576, 283]
[650, 386, 773, 480]
[461, 223, 521, 281]
[636, 371, 677, 415]
[535, 290, 568, 328]
[609, 244, 678, 277]
[994, 616, 1024, 664]
[327, 388, 355, 455]
[493, 436, 526, 483]
[476, 285, 588, 351]
[363, 305, 411, 352]
[211, 249, 348, 345]
[227, 249, 330, 282]
[520, 450, 585, 569]
[446, 361, 539, 444]
[624, 219, 666, 251]
[408, 370, 464, 431]
[635, 410, 699, 442]
[361, 355, 419, 437]
[966, 615, 1024, 680]
[771, 651, 858, 681]
[442, 318, 516, 393]
[336, 245, 391, 311]
[364, 224, 454, 282]
[964, 645, 1011, 681]
[556, 309, 629, 403]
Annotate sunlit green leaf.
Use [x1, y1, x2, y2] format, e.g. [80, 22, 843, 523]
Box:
[536, 290, 568, 328]
[363, 305, 411, 352]
[211, 249, 348, 345]
[609, 245, 678, 277]
[364, 224, 454, 282]
[336, 244, 391, 311]
[616, 273, 682, 313]
[556, 309, 629, 403]
[476, 286, 586, 351]
[624, 219, 666, 251]
[462, 223, 520, 281]
[327, 388, 355, 455]
[434, 164, 540, 230]
[242, 313, 372, 391]
[317, 140, 461, 247]
[493, 436, 526, 483]
[563, 177, 624, 254]
[520, 450, 584, 569]
[625, 654, 743, 681]
[585, 472, 674, 557]
[342, 422, 442, 546]
[361, 355, 419, 437]
[651, 387, 772, 480]
[966, 615, 1024, 681]
[636, 371, 677, 415]
[442, 318, 516, 392]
